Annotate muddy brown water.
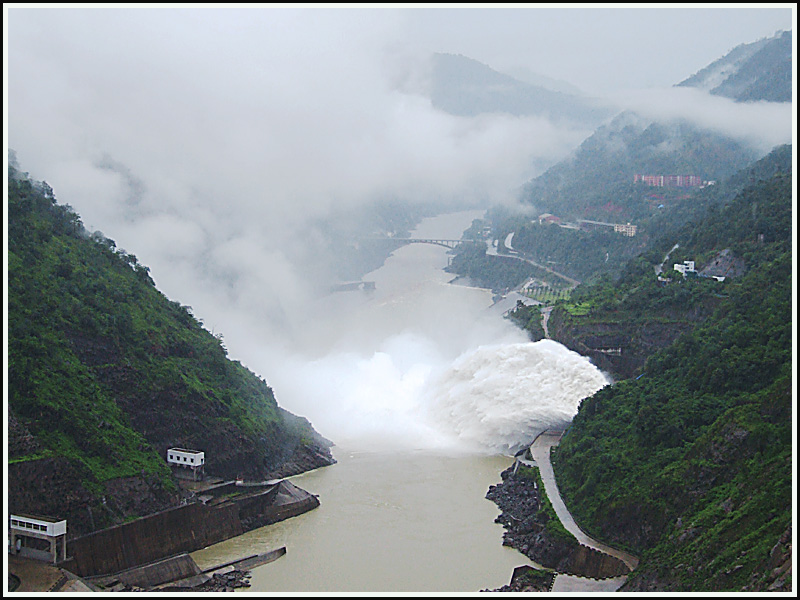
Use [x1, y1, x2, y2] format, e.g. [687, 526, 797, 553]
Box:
[191, 446, 538, 592]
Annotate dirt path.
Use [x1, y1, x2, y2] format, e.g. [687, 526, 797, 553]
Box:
[541, 306, 553, 338]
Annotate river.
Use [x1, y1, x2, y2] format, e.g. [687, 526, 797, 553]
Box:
[192, 448, 535, 592]
[190, 209, 609, 592]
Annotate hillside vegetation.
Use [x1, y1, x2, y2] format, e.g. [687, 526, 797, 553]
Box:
[543, 144, 791, 379]
[428, 52, 612, 127]
[7, 162, 334, 535]
[545, 151, 792, 591]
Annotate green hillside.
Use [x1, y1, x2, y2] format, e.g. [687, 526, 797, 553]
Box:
[7, 161, 334, 535]
[519, 111, 759, 223]
[546, 155, 792, 591]
[442, 112, 765, 289]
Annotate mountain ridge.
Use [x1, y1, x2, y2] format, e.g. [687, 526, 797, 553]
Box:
[678, 30, 791, 102]
[428, 52, 614, 127]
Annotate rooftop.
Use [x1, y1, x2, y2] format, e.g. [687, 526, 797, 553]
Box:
[168, 448, 204, 454]
[11, 513, 65, 523]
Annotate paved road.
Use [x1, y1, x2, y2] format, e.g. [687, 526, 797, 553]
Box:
[530, 431, 639, 570]
[529, 430, 639, 592]
[541, 306, 553, 338]
[9, 555, 66, 592]
[551, 574, 629, 592]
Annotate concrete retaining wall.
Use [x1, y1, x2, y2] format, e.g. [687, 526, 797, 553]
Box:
[68, 502, 243, 576]
[115, 553, 201, 588]
[65, 481, 317, 578]
[564, 544, 629, 579]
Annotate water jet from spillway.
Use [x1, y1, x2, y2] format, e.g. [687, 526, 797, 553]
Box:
[424, 339, 610, 454]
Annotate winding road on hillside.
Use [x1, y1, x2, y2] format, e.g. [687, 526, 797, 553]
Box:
[488, 235, 582, 288]
[529, 430, 639, 592]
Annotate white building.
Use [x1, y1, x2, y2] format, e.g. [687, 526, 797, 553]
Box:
[613, 222, 638, 237]
[167, 448, 205, 481]
[9, 514, 67, 564]
[673, 260, 696, 277]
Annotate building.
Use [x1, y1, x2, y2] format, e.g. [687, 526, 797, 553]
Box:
[9, 514, 67, 564]
[577, 219, 637, 237]
[634, 174, 706, 187]
[537, 213, 561, 225]
[167, 448, 205, 481]
[613, 222, 638, 237]
[673, 260, 696, 277]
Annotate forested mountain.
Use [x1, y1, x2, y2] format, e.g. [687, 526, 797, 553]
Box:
[678, 30, 792, 102]
[454, 30, 793, 589]
[519, 110, 759, 224]
[446, 133, 786, 289]
[428, 53, 613, 127]
[472, 30, 791, 289]
[509, 30, 791, 275]
[534, 147, 792, 591]
[7, 161, 335, 536]
[552, 162, 791, 591]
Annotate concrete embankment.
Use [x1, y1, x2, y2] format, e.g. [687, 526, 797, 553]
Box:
[93, 553, 203, 589]
[529, 430, 640, 592]
[488, 462, 628, 581]
[61, 480, 318, 578]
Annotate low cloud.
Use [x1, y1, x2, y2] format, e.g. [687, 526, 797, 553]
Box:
[8, 8, 791, 449]
[8, 7, 591, 351]
[606, 86, 792, 155]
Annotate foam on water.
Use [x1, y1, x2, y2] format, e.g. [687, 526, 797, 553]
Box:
[272, 336, 608, 455]
[424, 339, 610, 453]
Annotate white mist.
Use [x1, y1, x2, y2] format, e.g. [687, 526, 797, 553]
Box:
[264, 210, 608, 454]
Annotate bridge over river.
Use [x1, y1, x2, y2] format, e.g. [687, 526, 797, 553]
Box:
[362, 237, 482, 250]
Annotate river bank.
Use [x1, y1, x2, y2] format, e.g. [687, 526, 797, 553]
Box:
[484, 430, 644, 592]
[487, 463, 629, 580]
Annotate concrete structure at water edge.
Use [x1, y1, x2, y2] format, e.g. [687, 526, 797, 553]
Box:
[167, 447, 205, 481]
[59, 479, 318, 579]
[9, 513, 67, 564]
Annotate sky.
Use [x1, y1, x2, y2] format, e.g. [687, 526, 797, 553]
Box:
[4, 4, 796, 445]
[398, 4, 793, 94]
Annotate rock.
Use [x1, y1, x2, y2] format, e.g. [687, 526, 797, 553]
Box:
[486, 466, 627, 579]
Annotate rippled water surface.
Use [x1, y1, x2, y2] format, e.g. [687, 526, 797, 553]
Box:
[191, 447, 536, 592]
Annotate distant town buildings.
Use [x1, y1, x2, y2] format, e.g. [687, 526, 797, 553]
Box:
[634, 174, 715, 187]
[661, 255, 732, 284]
[673, 260, 696, 277]
[577, 219, 638, 237]
[613, 222, 638, 237]
[537, 213, 561, 225]
[537, 214, 637, 237]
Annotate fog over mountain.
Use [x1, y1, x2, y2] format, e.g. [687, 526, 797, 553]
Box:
[6, 6, 794, 448]
[678, 30, 792, 102]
